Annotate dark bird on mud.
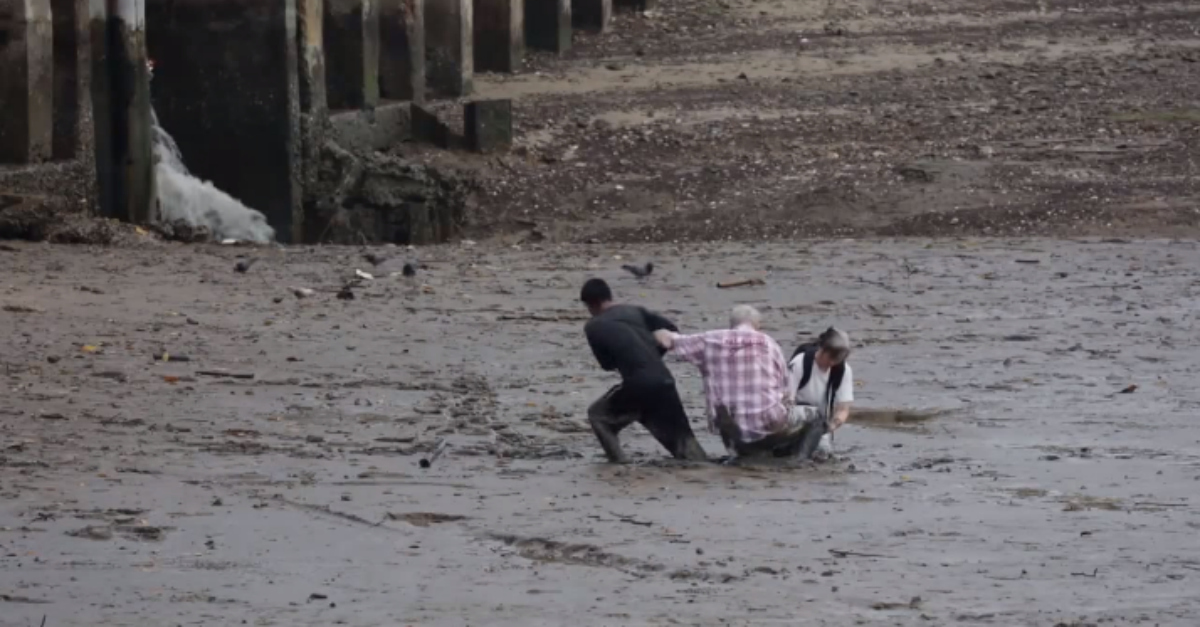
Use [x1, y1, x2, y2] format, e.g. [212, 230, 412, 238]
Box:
[622, 262, 654, 279]
[363, 252, 389, 267]
[234, 258, 257, 273]
[402, 262, 418, 277]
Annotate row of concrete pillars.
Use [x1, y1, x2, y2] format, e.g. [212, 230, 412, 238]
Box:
[0, 0, 653, 243]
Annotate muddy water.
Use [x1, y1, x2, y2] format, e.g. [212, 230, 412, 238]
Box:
[2, 239, 1199, 625]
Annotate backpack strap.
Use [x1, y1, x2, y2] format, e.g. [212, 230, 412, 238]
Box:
[793, 345, 817, 395]
[826, 363, 845, 415]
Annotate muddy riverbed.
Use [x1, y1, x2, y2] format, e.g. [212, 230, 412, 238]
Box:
[2, 238, 1199, 626]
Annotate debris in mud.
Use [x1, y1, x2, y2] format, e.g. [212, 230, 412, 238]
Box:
[386, 512, 469, 527]
[234, 258, 257, 273]
[337, 285, 355, 300]
[307, 593, 328, 602]
[198, 369, 255, 380]
[66, 525, 114, 541]
[2, 303, 42, 314]
[716, 277, 765, 288]
[1116, 384, 1138, 394]
[418, 438, 450, 468]
[117, 524, 170, 541]
[402, 262, 417, 277]
[871, 596, 923, 611]
[0, 594, 51, 604]
[0, 195, 147, 245]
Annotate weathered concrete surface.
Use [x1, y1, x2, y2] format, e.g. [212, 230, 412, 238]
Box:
[379, 0, 425, 102]
[50, 0, 84, 159]
[146, 0, 302, 242]
[424, 0, 472, 97]
[3, 239, 1200, 626]
[570, 0, 608, 32]
[89, 0, 154, 224]
[473, 0, 523, 73]
[308, 141, 467, 244]
[524, 0, 568, 54]
[464, 98, 511, 152]
[613, 0, 652, 12]
[297, 0, 328, 242]
[324, 0, 380, 110]
[328, 101, 412, 152]
[0, 0, 53, 164]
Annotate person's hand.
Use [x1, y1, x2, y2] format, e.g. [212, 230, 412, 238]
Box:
[653, 329, 675, 349]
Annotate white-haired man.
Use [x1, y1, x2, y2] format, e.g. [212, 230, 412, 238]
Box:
[653, 305, 816, 458]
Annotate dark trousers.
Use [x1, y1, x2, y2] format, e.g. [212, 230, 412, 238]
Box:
[587, 382, 707, 462]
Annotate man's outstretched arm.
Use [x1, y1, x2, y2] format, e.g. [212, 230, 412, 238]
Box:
[642, 308, 680, 333]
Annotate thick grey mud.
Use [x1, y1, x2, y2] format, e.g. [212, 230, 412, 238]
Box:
[2, 238, 1199, 626]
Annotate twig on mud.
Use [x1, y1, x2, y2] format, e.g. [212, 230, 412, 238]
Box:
[829, 548, 893, 559]
[609, 512, 654, 527]
[1070, 568, 1099, 577]
[196, 369, 256, 380]
[1133, 502, 1188, 508]
[716, 277, 766, 289]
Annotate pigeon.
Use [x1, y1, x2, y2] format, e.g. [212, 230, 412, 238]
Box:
[402, 262, 418, 277]
[234, 258, 257, 273]
[622, 262, 653, 279]
[363, 252, 388, 267]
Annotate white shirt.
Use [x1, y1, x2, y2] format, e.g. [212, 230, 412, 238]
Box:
[788, 356, 854, 407]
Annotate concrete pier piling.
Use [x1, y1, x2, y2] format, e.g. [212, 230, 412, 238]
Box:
[473, 0, 522, 73]
[524, 0, 567, 54]
[146, 0, 301, 242]
[297, 0, 327, 241]
[570, 0, 608, 32]
[324, 0, 379, 109]
[463, 99, 511, 153]
[379, 0, 424, 101]
[613, 0, 652, 12]
[0, 0, 54, 164]
[51, 0, 86, 159]
[424, 0, 471, 97]
[89, 0, 153, 224]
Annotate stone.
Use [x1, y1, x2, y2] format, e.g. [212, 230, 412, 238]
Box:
[425, 0, 472, 96]
[379, 0, 425, 101]
[464, 99, 511, 153]
[571, 0, 608, 32]
[0, 0, 53, 163]
[473, 0, 523, 73]
[524, 0, 568, 53]
[324, 0, 380, 109]
[146, 0, 302, 242]
[89, 0, 154, 224]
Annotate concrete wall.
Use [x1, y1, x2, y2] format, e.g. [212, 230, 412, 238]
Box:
[146, 0, 303, 242]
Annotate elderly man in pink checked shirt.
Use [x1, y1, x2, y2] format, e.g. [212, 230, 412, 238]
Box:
[654, 305, 825, 459]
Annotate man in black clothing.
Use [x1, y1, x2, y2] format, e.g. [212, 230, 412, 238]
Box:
[580, 278, 708, 463]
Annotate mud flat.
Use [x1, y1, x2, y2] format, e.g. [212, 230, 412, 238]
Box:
[2, 238, 1199, 625]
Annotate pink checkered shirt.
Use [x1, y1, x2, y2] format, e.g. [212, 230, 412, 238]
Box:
[668, 325, 791, 442]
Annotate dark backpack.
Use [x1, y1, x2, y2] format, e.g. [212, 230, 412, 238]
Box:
[789, 343, 845, 414]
